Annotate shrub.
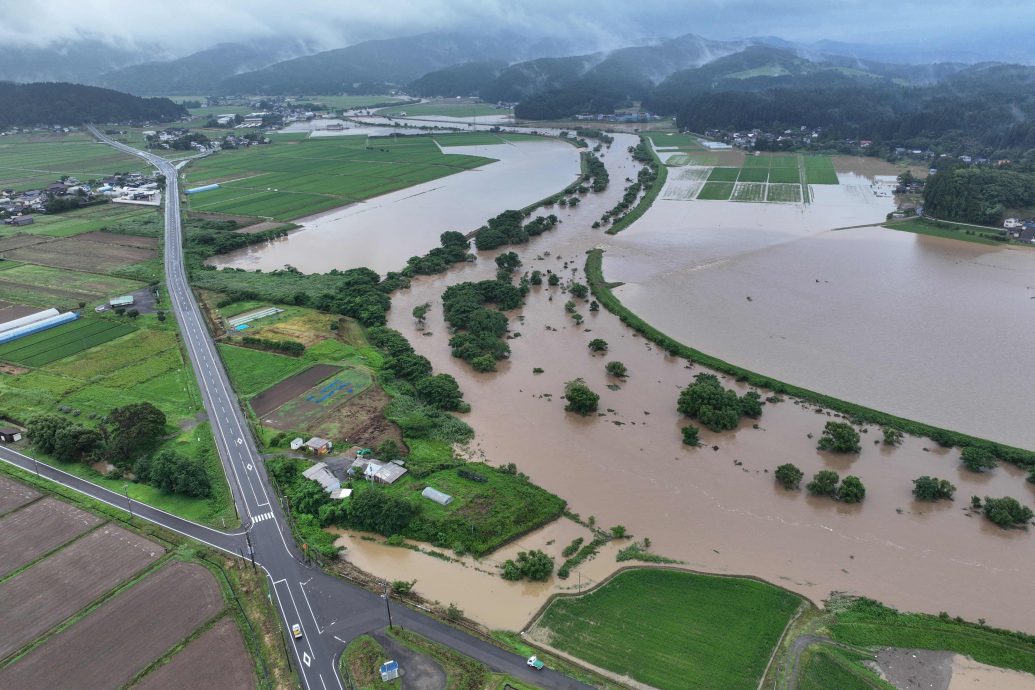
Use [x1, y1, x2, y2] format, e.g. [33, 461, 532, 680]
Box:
[912, 476, 956, 501]
[807, 469, 840, 497]
[837, 475, 866, 503]
[961, 446, 997, 473]
[605, 361, 627, 377]
[817, 421, 861, 454]
[982, 496, 1033, 528]
[681, 425, 700, 446]
[610, 525, 627, 538]
[587, 338, 608, 352]
[548, 273, 560, 286]
[564, 379, 599, 415]
[677, 373, 761, 432]
[502, 550, 555, 581]
[883, 428, 903, 446]
[775, 463, 804, 490]
[569, 282, 589, 299]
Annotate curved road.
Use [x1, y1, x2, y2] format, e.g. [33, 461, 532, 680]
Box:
[0, 127, 591, 690]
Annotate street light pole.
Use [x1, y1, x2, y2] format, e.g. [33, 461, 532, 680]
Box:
[123, 482, 133, 519]
[382, 581, 394, 631]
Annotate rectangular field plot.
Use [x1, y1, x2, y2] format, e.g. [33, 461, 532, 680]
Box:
[0, 263, 146, 309]
[766, 184, 804, 203]
[662, 167, 711, 200]
[804, 156, 839, 184]
[0, 476, 40, 516]
[533, 569, 801, 690]
[645, 133, 704, 150]
[742, 155, 770, 168]
[0, 524, 163, 659]
[0, 497, 102, 578]
[697, 182, 734, 200]
[731, 182, 767, 202]
[219, 343, 308, 397]
[262, 366, 373, 430]
[768, 154, 800, 168]
[707, 167, 740, 182]
[2, 234, 155, 273]
[0, 318, 136, 367]
[767, 166, 803, 184]
[134, 617, 256, 690]
[737, 167, 769, 183]
[250, 363, 342, 417]
[0, 561, 222, 689]
[0, 134, 147, 192]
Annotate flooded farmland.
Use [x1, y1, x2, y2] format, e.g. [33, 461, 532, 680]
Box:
[212, 138, 580, 275]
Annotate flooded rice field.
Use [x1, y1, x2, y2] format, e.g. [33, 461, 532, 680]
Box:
[211, 139, 581, 275]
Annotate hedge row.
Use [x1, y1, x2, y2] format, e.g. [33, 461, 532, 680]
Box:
[585, 249, 1035, 469]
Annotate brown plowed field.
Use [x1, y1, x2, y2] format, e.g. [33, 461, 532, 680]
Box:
[0, 496, 102, 578]
[250, 363, 341, 417]
[0, 300, 38, 322]
[3, 236, 154, 273]
[0, 234, 48, 252]
[0, 475, 39, 516]
[0, 524, 163, 658]
[311, 385, 404, 448]
[73, 231, 158, 249]
[0, 561, 224, 688]
[134, 616, 256, 690]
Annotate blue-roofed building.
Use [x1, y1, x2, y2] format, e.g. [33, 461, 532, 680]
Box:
[379, 660, 399, 681]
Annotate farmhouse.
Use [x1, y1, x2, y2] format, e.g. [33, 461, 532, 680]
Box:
[349, 458, 408, 485]
[0, 428, 22, 443]
[301, 461, 352, 500]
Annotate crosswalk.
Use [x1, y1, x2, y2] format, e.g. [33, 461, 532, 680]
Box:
[252, 511, 275, 524]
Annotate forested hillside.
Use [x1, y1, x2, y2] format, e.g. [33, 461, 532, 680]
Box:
[0, 82, 187, 127]
[923, 168, 1035, 224]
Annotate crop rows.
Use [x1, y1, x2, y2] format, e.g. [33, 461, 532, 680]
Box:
[0, 319, 135, 366]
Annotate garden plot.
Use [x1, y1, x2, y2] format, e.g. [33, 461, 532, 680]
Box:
[731, 182, 767, 202]
[0, 497, 102, 578]
[250, 363, 342, 417]
[0, 524, 163, 659]
[261, 365, 373, 431]
[2, 234, 155, 273]
[0, 318, 136, 367]
[0, 561, 223, 689]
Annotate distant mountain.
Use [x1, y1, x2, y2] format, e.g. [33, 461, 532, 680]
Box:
[0, 82, 187, 128]
[97, 40, 314, 96]
[0, 40, 152, 84]
[407, 61, 507, 98]
[217, 31, 573, 95]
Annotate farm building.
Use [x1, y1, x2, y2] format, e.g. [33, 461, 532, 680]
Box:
[421, 487, 453, 506]
[305, 437, 332, 454]
[109, 295, 135, 308]
[380, 661, 400, 682]
[364, 460, 408, 485]
[290, 437, 304, 451]
[302, 462, 341, 492]
[0, 428, 22, 443]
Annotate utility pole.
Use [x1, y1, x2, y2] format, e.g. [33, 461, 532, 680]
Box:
[245, 529, 255, 571]
[382, 581, 394, 631]
[123, 482, 133, 519]
[32, 455, 40, 479]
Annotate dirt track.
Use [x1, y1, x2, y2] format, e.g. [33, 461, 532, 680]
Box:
[134, 616, 256, 690]
[250, 363, 341, 417]
[0, 496, 102, 578]
[0, 561, 224, 688]
[0, 523, 163, 659]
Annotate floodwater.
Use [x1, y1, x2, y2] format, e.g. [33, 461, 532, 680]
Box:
[332, 518, 624, 631]
[949, 656, 1035, 690]
[379, 134, 1035, 635]
[211, 139, 581, 275]
[605, 170, 1035, 450]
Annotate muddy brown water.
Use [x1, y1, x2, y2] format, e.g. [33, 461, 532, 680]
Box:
[214, 132, 1035, 634]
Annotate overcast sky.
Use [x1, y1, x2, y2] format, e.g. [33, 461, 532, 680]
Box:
[1, 0, 1031, 55]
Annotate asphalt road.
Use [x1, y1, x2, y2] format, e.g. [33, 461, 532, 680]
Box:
[0, 127, 594, 690]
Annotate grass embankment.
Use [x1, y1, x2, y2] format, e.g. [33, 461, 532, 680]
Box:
[534, 569, 800, 690]
[340, 635, 400, 690]
[798, 646, 894, 690]
[585, 248, 1035, 470]
[884, 217, 1010, 246]
[828, 598, 1035, 675]
[606, 134, 668, 235]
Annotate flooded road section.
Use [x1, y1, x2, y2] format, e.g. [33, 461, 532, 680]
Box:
[604, 171, 1035, 450]
[381, 134, 1035, 635]
[211, 139, 580, 275]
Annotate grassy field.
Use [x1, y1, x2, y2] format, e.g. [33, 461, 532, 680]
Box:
[340, 635, 399, 690]
[798, 646, 892, 690]
[805, 155, 839, 184]
[737, 166, 769, 183]
[768, 166, 804, 184]
[884, 217, 1007, 246]
[218, 344, 308, 396]
[6, 205, 155, 238]
[313, 95, 406, 109]
[829, 598, 1035, 675]
[379, 102, 506, 118]
[0, 318, 136, 367]
[386, 628, 541, 690]
[707, 167, 740, 182]
[0, 132, 147, 191]
[182, 134, 495, 220]
[534, 569, 800, 690]
[0, 263, 146, 308]
[645, 132, 704, 150]
[697, 181, 735, 200]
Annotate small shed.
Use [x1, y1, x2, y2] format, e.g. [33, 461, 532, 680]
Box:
[421, 487, 454, 506]
[379, 660, 399, 682]
[109, 295, 135, 307]
[0, 428, 22, 443]
[290, 437, 304, 451]
[305, 437, 332, 454]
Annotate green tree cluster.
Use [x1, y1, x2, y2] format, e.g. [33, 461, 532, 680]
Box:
[817, 422, 861, 453]
[961, 446, 998, 472]
[474, 210, 557, 250]
[442, 279, 525, 370]
[676, 373, 764, 432]
[367, 326, 468, 412]
[564, 379, 600, 415]
[912, 476, 956, 501]
[405, 231, 470, 275]
[135, 450, 211, 497]
[982, 496, 1033, 529]
[775, 463, 804, 490]
[806, 469, 866, 502]
[501, 549, 555, 582]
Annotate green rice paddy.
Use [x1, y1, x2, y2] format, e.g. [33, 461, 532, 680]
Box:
[182, 134, 496, 220]
[737, 166, 769, 183]
[697, 181, 735, 200]
[707, 167, 740, 182]
[534, 569, 801, 690]
[0, 318, 136, 367]
[0, 132, 148, 192]
[645, 132, 704, 150]
[690, 154, 836, 202]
